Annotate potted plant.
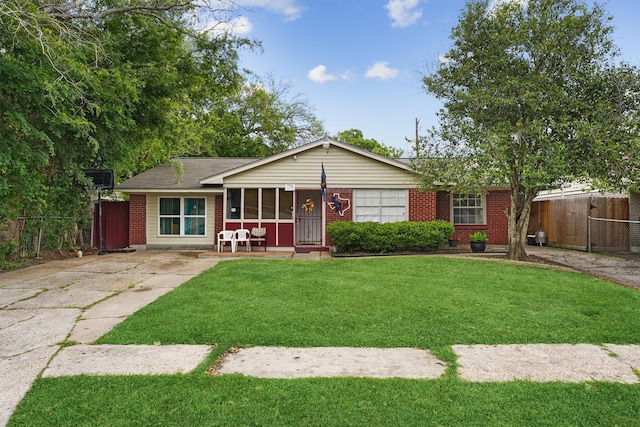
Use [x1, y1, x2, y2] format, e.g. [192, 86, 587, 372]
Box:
[448, 235, 460, 247]
[469, 231, 488, 253]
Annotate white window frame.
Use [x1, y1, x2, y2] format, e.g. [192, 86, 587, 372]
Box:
[354, 189, 407, 223]
[158, 197, 207, 236]
[225, 188, 293, 221]
[451, 193, 486, 225]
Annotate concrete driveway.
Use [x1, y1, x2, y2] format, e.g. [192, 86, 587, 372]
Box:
[0, 250, 218, 427]
[527, 246, 640, 289]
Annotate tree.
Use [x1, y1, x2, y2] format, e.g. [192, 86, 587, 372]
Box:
[413, 0, 640, 261]
[194, 76, 325, 157]
[335, 129, 404, 158]
[0, 0, 252, 220]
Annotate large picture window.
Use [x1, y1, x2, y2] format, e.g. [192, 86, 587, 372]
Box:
[452, 193, 485, 224]
[354, 189, 407, 223]
[159, 197, 206, 236]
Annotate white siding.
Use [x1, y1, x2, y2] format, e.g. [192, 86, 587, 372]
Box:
[146, 193, 216, 248]
[225, 145, 414, 188]
[535, 182, 624, 201]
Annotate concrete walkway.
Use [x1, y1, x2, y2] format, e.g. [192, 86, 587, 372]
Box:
[1, 247, 639, 426]
[0, 251, 218, 427]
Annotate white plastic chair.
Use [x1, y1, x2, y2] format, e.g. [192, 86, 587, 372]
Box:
[217, 230, 236, 252]
[234, 229, 251, 252]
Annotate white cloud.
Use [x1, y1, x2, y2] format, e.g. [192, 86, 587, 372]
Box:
[384, 0, 423, 28]
[236, 0, 303, 21]
[365, 61, 400, 80]
[438, 54, 450, 64]
[339, 70, 357, 81]
[308, 65, 339, 84]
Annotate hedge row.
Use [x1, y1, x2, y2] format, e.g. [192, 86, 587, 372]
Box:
[327, 220, 454, 254]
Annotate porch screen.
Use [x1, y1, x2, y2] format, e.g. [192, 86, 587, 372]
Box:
[225, 188, 293, 220]
[354, 189, 407, 223]
[159, 197, 206, 236]
[452, 193, 485, 224]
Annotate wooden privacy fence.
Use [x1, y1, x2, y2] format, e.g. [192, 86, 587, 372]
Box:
[528, 196, 630, 252]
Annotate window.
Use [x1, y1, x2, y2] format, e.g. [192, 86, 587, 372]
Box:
[244, 188, 258, 219]
[225, 188, 293, 220]
[159, 197, 206, 236]
[452, 193, 485, 224]
[226, 189, 241, 219]
[262, 188, 276, 219]
[279, 190, 293, 220]
[354, 189, 407, 223]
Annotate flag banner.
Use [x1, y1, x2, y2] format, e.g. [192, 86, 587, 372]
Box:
[320, 163, 327, 202]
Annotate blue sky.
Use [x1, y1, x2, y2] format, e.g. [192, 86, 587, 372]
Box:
[226, 0, 640, 154]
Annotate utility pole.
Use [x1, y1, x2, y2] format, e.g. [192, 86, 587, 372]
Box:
[415, 118, 420, 157]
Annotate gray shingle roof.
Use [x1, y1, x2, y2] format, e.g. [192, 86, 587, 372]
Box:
[116, 158, 256, 191]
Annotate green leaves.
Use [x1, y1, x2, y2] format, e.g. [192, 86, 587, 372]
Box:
[334, 129, 404, 158]
[414, 0, 640, 259]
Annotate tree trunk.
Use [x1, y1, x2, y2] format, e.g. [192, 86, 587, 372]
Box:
[506, 188, 536, 261]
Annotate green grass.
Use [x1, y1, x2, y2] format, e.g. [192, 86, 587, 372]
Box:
[10, 257, 640, 426]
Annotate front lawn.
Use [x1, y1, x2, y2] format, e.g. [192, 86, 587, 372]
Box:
[11, 257, 640, 426]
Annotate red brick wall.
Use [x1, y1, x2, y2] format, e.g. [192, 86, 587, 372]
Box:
[486, 190, 510, 245]
[409, 189, 437, 221]
[128, 194, 147, 245]
[214, 194, 223, 236]
[448, 190, 510, 245]
[436, 191, 451, 221]
[325, 188, 352, 246]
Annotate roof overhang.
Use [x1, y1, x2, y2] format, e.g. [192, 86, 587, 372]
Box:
[117, 188, 225, 194]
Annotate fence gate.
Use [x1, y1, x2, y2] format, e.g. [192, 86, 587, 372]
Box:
[93, 201, 129, 250]
[588, 197, 629, 252]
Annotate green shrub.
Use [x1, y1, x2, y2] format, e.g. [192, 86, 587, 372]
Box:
[327, 220, 454, 254]
[0, 239, 18, 270]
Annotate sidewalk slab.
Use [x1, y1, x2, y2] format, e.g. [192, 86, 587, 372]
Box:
[67, 261, 140, 274]
[214, 346, 447, 379]
[69, 317, 126, 344]
[605, 344, 640, 370]
[9, 289, 113, 310]
[80, 287, 174, 319]
[0, 308, 80, 356]
[42, 344, 213, 377]
[0, 258, 93, 287]
[66, 273, 153, 292]
[453, 343, 639, 383]
[0, 289, 40, 309]
[0, 346, 59, 427]
[130, 259, 217, 275]
[5, 271, 103, 290]
[137, 274, 197, 289]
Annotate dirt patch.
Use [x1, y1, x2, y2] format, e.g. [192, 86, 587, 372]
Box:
[0, 248, 98, 273]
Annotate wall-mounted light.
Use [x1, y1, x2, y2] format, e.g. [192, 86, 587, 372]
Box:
[322, 140, 330, 153]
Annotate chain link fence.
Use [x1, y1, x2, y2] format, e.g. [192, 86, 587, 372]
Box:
[0, 216, 93, 262]
[588, 216, 640, 255]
